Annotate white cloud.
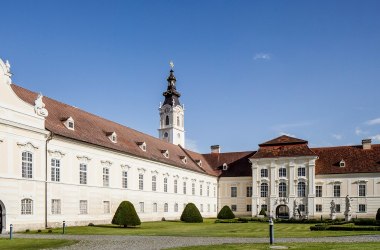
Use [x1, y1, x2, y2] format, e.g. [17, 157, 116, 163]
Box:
[332, 134, 343, 140]
[279, 132, 296, 137]
[254, 53, 271, 61]
[366, 118, 380, 125]
[186, 138, 199, 152]
[372, 134, 380, 142]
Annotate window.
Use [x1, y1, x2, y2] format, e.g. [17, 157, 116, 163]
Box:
[68, 121, 74, 129]
[80, 200, 87, 214]
[79, 164, 87, 184]
[165, 116, 169, 125]
[247, 204, 252, 212]
[222, 163, 228, 170]
[214, 186, 216, 197]
[333, 184, 341, 197]
[279, 182, 287, 197]
[207, 186, 210, 196]
[316, 204, 322, 212]
[298, 167, 306, 177]
[51, 159, 60, 182]
[152, 175, 157, 191]
[177, 116, 180, 126]
[298, 182, 306, 197]
[139, 174, 144, 190]
[139, 202, 144, 213]
[246, 186, 252, 197]
[200, 184, 203, 196]
[339, 160, 345, 167]
[22, 151, 33, 179]
[164, 132, 169, 138]
[261, 183, 268, 197]
[316, 185, 322, 197]
[299, 204, 305, 212]
[192, 183, 195, 195]
[164, 178, 168, 192]
[103, 167, 109, 187]
[51, 199, 61, 215]
[153, 203, 157, 212]
[279, 167, 287, 178]
[200, 204, 204, 212]
[103, 201, 110, 214]
[231, 205, 237, 212]
[261, 204, 267, 212]
[261, 169, 268, 178]
[359, 184, 366, 197]
[174, 203, 178, 212]
[336, 204, 341, 213]
[164, 203, 168, 212]
[359, 204, 366, 212]
[21, 198, 33, 215]
[183, 182, 187, 194]
[207, 204, 210, 212]
[231, 187, 237, 197]
[122, 171, 128, 188]
[174, 179, 178, 193]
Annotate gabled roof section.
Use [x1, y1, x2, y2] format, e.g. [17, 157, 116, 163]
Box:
[259, 135, 308, 146]
[11, 84, 218, 176]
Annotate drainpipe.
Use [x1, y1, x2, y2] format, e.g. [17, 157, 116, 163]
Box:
[45, 132, 53, 228]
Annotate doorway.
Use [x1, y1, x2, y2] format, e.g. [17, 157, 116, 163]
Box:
[276, 205, 289, 219]
[0, 201, 5, 234]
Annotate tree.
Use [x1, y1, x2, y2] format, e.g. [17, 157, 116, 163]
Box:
[112, 201, 141, 227]
[259, 208, 267, 217]
[376, 208, 380, 221]
[180, 203, 203, 223]
[217, 205, 235, 219]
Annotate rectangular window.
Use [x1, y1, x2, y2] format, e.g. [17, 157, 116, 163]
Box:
[316, 204, 322, 212]
[152, 175, 157, 191]
[261, 168, 268, 178]
[200, 204, 204, 212]
[79, 164, 87, 185]
[192, 183, 195, 195]
[51, 159, 60, 182]
[51, 199, 61, 215]
[139, 202, 144, 213]
[333, 184, 341, 197]
[139, 174, 144, 190]
[207, 186, 210, 196]
[359, 184, 366, 197]
[153, 203, 157, 212]
[164, 203, 168, 212]
[103, 201, 110, 214]
[183, 182, 187, 194]
[231, 204, 237, 212]
[200, 184, 203, 196]
[207, 204, 210, 212]
[336, 204, 341, 213]
[103, 167, 109, 187]
[279, 168, 287, 177]
[316, 185, 322, 197]
[231, 186, 237, 197]
[174, 203, 178, 212]
[261, 204, 267, 212]
[80, 200, 88, 214]
[164, 178, 168, 192]
[174, 179, 178, 193]
[22, 151, 33, 179]
[261, 184, 268, 197]
[246, 186, 252, 197]
[122, 171, 128, 188]
[213, 186, 216, 197]
[299, 204, 305, 212]
[359, 204, 366, 212]
[21, 199, 33, 215]
[247, 204, 252, 212]
[298, 167, 306, 177]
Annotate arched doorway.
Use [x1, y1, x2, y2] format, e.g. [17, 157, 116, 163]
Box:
[276, 205, 289, 219]
[0, 201, 5, 234]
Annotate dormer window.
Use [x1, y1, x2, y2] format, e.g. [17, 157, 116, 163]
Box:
[107, 132, 117, 143]
[180, 156, 187, 164]
[62, 117, 75, 130]
[195, 160, 202, 167]
[222, 163, 228, 171]
[161, 149, 169, 158]
[136, 141, 147, 152]
[339, 160, 345, 168]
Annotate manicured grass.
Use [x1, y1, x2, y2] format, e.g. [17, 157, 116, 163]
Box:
[168, 242, 380, 250]
[29, 219, 380, 238]
[0, 238, 78, 250]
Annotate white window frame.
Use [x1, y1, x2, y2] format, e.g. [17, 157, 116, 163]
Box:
[174, 179, 178, 193]
[316, 185, 322, 197]
[139, 202, 144, 213]
[298, 182, 306, 197]
[80, 200, 88, 214]
[139, 174, 144, 190]
[51, 158, 60, 182]
[164, 203, 168, 212]
[358, 184, 366, 197]
[279, 167, 287, 178]
[183, 181, 187, 194]
[51, 199, 61, 215]
[103, 201, 110, 214]
[153, 203, 157, 212]
[333, 184, 341, 197]
[22, 151, 33, 179]
[103, 167, 109, 187]
[164, 177, 168, 192]
[298, 167, 306, 177]
[261, 168, 268, 178]
[316, 204, 322, 212]
[122, 171, 128, 189]
[358, 204, 366, 213]
[21, 198, 33, 215]
[279, 182, 287, 197]
[261, 183, 268, 197]
[152, 175, 157, 191]
[79, 164, 87, 185]
[231, 186, 237, 197]
[246, 186, 252, 197]
[192, 183, 195, 195]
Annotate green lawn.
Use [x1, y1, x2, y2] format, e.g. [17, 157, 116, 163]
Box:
[0, 238, 78, 250]
[168, 242, 380, 250]
[28, 219, 380, 238]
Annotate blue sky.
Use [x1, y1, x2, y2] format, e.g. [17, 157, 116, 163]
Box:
[1, 0, 379, 152]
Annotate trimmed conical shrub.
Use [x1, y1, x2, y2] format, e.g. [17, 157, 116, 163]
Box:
[376, 208, 380, 221]
[112, 201, 141, 227]
[259, 208, 267, 217]
[217, 205, 235, 219]
[180, 203, 203, 223]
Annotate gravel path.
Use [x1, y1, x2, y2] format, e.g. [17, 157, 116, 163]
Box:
[2, 234, 380, 249]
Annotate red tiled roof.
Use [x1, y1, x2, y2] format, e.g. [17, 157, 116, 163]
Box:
[259, 135, 308, 146]
[312, 145, 380, 175]
[11, 84, 218, 176]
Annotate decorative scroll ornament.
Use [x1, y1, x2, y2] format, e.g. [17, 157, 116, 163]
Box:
[101, 160, 113, 167]
[34, 93, 48, 117]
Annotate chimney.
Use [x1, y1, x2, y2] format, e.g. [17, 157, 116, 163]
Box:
[362, 139, 372, 150]
[211, 145, 220, 154]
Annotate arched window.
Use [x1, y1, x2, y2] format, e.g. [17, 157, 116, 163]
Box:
[177, 116, 180, 126]
[279, 182, 287, 197]
[153, 203, 157, 212]
[164, 132, 168, 138]
[22, 151, 33, 179]
[174, 203, 178, 212]
[298, 182, 306, 197]
[261, 183, 268, 197]
[164, 203, 168, 212]
[21, 198, 33, 215]
[165, 116, 169, 125]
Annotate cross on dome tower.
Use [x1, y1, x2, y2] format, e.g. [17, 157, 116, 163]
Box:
[158, 62, 185, 147]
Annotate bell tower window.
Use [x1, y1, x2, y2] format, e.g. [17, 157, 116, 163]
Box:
[165, 116, 170, 126]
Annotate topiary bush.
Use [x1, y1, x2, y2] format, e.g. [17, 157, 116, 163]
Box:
[112, 201, 141, 227]
[259, 208, 267, 217]
[217, 205, 235, 219]
[180, 203, 203, 223]
[376, 208, 380, 221]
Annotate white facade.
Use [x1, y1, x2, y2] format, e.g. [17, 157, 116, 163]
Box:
[158, 104, 185, 147]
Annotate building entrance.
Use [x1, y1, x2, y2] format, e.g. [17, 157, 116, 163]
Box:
[276, 205, 289, 219]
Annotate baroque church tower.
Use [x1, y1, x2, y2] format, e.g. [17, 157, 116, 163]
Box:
[158, 63, 185, 147]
